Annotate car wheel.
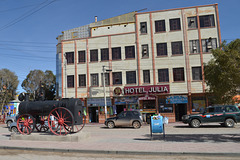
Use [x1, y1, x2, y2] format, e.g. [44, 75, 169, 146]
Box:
[12, 126, 18, 133]
[107, 121, 115, 129]
[133, 121, 141, 129]
[7, 121, 12, 127]
[224, 118, 235, 128]
[190, 119, 201, 128]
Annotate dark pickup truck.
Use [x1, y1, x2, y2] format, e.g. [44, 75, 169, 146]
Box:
[182, 105, 240, 128]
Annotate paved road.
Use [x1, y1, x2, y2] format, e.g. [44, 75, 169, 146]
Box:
[0, 122, 240, 159]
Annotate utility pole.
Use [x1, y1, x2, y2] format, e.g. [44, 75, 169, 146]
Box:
[103, 65, 112, 120]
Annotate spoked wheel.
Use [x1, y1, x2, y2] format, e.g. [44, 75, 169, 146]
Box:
[17, 114, 36, 135]
[36, 116, 49, 132]
[72, 114, 86, 133]
[48, 107, 74, 136]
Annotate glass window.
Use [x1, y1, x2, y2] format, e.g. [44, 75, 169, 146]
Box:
[158, 98, 173, 113]
[78, 51, 85, 63]
[90, 49, 98, 62]
[189, 40, 200, 53]
[157, 43, 167, 56]
[192, 67, 202, 80]
[126, 71, 136, 84]
[101, 72, 110, 86]
[225, 106, 237, 112]
[101, 48, 109, 61]
[125, 46, 135, 59]
[113, 72, 122, 85]
[192, 97, 206, 112]
[187, 16, 198, 29]
[140, 22, 147, 34]
[67, 75, 74, 88]
[142, 44, 149, 58]
[143, 70, 150, 83]
[173, 68, 185, 81]
[170, 18, 181, 31]
[158, 69, 169, 82]
[79, 74, 86, 87]
[202, 38, 217, 53]
[155, 20, 166, 32]
[171, 41, 183, 55]
[112, 47, 121, 60]
[65, 52, 74, 64]
[199, 15, 215, 28]
[90, 73, 99, 86]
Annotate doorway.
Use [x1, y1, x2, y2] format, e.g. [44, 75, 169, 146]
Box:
[116, 105, 125, 115]
[88, 107, 99, 123]
[175, 104, 187, 121]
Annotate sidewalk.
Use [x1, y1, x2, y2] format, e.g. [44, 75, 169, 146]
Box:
[0, 123, 240, 156]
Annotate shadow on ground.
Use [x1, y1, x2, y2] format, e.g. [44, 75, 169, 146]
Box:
[134, 134, 240, 143]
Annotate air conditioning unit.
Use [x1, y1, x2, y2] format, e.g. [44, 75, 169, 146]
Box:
[207, 43, 212, 49]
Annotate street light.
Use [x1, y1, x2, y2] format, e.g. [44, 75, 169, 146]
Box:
[102, 65, 112, 120]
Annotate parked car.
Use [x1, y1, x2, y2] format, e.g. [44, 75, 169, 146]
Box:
[105, 111, 143, 129]
[8, 122, 18, 133]
[182, 105, 240, 128]
[5, 115, 17, 127]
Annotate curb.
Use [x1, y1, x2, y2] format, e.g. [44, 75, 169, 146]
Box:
[1, 146, 240, 157]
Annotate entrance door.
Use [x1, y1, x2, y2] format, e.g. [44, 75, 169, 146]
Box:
[175, 104, 187, 121]
[116, 105, 125, 115]
[89, 107, 99, 123]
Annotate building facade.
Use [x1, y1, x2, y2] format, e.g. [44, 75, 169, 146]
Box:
[56, 4, 221, 123]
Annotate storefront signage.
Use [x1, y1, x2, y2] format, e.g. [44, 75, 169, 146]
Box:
[87, 98, 112, 106]
[124, 85, 169, 95]
[139, 95, 156, 100]
[114, 87, 122, 95]
[166, 95, 188, 104]
[114, 96, 138, 105]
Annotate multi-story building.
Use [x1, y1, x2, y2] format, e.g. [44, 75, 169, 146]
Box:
[56, 4, 221, 123]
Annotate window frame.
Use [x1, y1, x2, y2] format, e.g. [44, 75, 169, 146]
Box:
[112, 47, 121, 60]
[192, 66, 202, 81]
[101, 72, 110, 86]
[143, 70, 150, 83]
[90, 73, 99, 87]
[78, 50, 86, 63]
[187, 16, 198, 29]
[126, 71, 136, 84]
[189, 40, 200, 54]
[199, 14, 215, 28]
[158, 69, 169, 82]
[65, 52, 74, 64]
[155, 20, 166, 32]
[101, 48, 109, 61]
[142, 44, 149, 58]
[169, 18, 181, 31]
[67, 75, 74, 88]
[157, 43, 168, 56]
[90, 49, 98, 62]
[171, 41, 183, 55]
[112, 72, 122, 85]
[140, 22, 147, 34]
[173, 67, 185, 82]
[78, 74, 86, 87]
[125, 46, 135, 59]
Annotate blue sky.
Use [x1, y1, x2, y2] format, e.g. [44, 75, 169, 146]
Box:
[0, 0, 239, 93]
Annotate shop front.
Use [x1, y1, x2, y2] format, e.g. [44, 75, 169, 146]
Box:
[87, 97, 112, 123]
[114, 96, 139, 114]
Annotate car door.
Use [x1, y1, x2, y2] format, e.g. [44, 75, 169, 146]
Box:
[211, 106, 225, 122]
[201, 107, 216, 123]
[115, 111, 131, 126]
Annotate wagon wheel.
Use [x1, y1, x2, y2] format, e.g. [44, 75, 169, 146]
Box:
[35, 116, 49, 132]
[72, 112, 86, 133]
[48, 107, 74, 136]
[17, 114, 35, 135]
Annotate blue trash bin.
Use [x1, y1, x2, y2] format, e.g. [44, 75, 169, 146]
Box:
[150, 116, 165, 139]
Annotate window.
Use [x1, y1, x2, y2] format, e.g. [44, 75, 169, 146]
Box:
[158, 98, 173, 113]
[65, 52, 74, 64]
[158, 69, 169, 82]
[192, 67, 202, 80]
[79, 74, 86, 87]
[199, 15, 215, 28]
[189, 40, 200, 53]
[170, 18, 181, 31]
[142, 44, 149, 58]
[155, 20, 166, 32]
[101, 73, 110, 86]
[90, 73, 99, 86]
[90, 49, 98, 62]
[192, 97, 206, 112]
[156, 43, 167, 56]
[125, 46, 135, 59]
[173, 68, 185, 81]
[78, 51, 85, 63]
[112, 47, 121, 60]
[126, 71, 136, 84]
[171, 41, 183, 55]
[187, 16, 198, 29]
[143, 70, 150, 83]
[225, 106, 238, 112]
[202, 38, 217, 52]
[101, 48, 109, 61]
[113, 72, 122, 85]
[67, 75, 74, 88]
[140, 22, 147, 34]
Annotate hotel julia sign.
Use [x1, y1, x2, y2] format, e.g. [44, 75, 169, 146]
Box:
[123, 85, 169, 95]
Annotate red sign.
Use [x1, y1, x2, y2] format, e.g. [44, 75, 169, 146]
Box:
[124, 85, 169, 95]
